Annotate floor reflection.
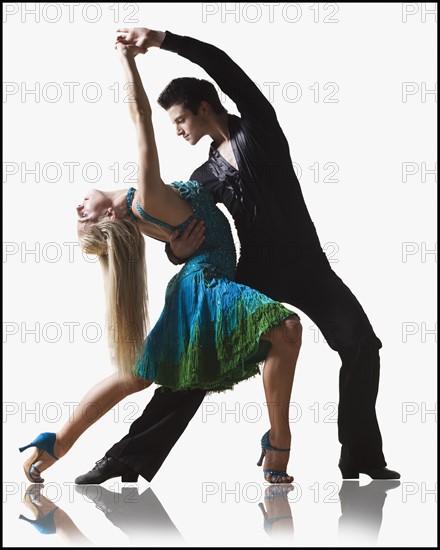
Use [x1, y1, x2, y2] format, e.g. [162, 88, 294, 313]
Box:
[19, 483, 182, 545]
[338, 480, 401, 544]
[19, 484, 91, 544]
[75, 484, 183, 543]
[19, 479, 402, 545]
[258, 484, 294, 539]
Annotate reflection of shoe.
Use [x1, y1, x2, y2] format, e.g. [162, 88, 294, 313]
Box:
[19, 484, 59, 535]
[264, 484, 295, 501]
[21, 484, 92, 544]
[257, 431, 294, 484]
[19, 433, 58, 483]
[19, 510, 58, 535]
[339, 461, 401, 480]
[74, 456, 139, 484]
[369, 480, 401, 492]
[24, 485, 43, 505]
[258, 503, 293, 536]
[77, 485, 183, 540]
[75, 484, 133, 516]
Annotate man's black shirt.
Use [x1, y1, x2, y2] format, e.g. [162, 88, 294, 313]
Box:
[161, 31, 321, 251]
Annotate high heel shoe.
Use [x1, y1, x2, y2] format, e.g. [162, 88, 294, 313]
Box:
[19, 433, 59, 483]
[257, 431, 294, 484]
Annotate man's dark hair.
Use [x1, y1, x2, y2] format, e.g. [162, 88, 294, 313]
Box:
[157, 77, 227, 115]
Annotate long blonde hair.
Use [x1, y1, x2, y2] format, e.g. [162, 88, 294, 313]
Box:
[79, 218, 149, 379]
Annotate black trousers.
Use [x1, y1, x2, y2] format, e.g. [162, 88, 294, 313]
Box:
[107, 245, 387, 480]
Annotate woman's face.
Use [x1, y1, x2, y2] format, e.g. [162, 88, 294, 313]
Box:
[76, 189, 108, 235]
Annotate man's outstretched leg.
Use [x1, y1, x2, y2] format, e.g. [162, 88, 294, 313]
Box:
[75, 387, 206, 484]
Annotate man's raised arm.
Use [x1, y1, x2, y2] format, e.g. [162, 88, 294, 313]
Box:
[116, 28, 276, 124]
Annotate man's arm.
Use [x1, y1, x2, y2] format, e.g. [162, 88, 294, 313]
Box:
[116, 28, 276, 124]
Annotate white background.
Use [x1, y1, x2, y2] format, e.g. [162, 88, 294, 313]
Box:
[3, 2, 437, 547]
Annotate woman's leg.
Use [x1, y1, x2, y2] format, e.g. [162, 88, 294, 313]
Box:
[26, 373, 151, 476]
[260, 315, 302, 482]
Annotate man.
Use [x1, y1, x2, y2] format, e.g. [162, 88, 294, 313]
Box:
[75, 28, 399, 484]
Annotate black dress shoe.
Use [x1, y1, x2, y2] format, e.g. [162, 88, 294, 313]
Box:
[339, 461, 400, 480]
[74, 456, 139, 485]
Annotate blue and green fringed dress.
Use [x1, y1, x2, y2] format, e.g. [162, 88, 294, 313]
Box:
[130, 180, 299, 394]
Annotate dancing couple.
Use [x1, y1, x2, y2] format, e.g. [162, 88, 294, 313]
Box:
[19, 28, 399, 485]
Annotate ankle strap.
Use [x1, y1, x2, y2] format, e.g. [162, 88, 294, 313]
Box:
[261, 431, 290, 452]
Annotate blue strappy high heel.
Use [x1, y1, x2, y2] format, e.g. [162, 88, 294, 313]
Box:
[19, 433, 59, 483]
[257, 430, 294, 484]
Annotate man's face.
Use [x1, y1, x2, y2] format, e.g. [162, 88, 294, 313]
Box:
[167, 104, 207, 146]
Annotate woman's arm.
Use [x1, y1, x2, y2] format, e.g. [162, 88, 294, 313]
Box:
[117, 43, 166, 204]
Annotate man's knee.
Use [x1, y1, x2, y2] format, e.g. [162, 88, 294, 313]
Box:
[338, 331, 382, 364]
[321, 318, 381, 353]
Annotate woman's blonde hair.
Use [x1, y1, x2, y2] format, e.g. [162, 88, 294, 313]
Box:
[79, 218, 149, 379]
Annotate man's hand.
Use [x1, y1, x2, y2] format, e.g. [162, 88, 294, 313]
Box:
[169, 219, 206, 261]
[115, 28, 166, 53]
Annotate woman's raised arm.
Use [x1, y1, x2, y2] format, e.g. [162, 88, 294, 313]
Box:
[116, 42, 166, 204]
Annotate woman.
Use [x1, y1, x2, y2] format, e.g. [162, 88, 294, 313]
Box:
[19, 41, 302, 484]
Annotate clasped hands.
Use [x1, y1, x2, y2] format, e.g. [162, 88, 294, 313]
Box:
[114, 27, 164, 56]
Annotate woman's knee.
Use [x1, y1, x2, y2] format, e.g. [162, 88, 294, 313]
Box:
[121, 375, 150, 394]
[267, 315, 302, 352]
[283, 316, 302, 350]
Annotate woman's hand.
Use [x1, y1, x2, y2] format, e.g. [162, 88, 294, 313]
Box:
[114, 40, 144, 58]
